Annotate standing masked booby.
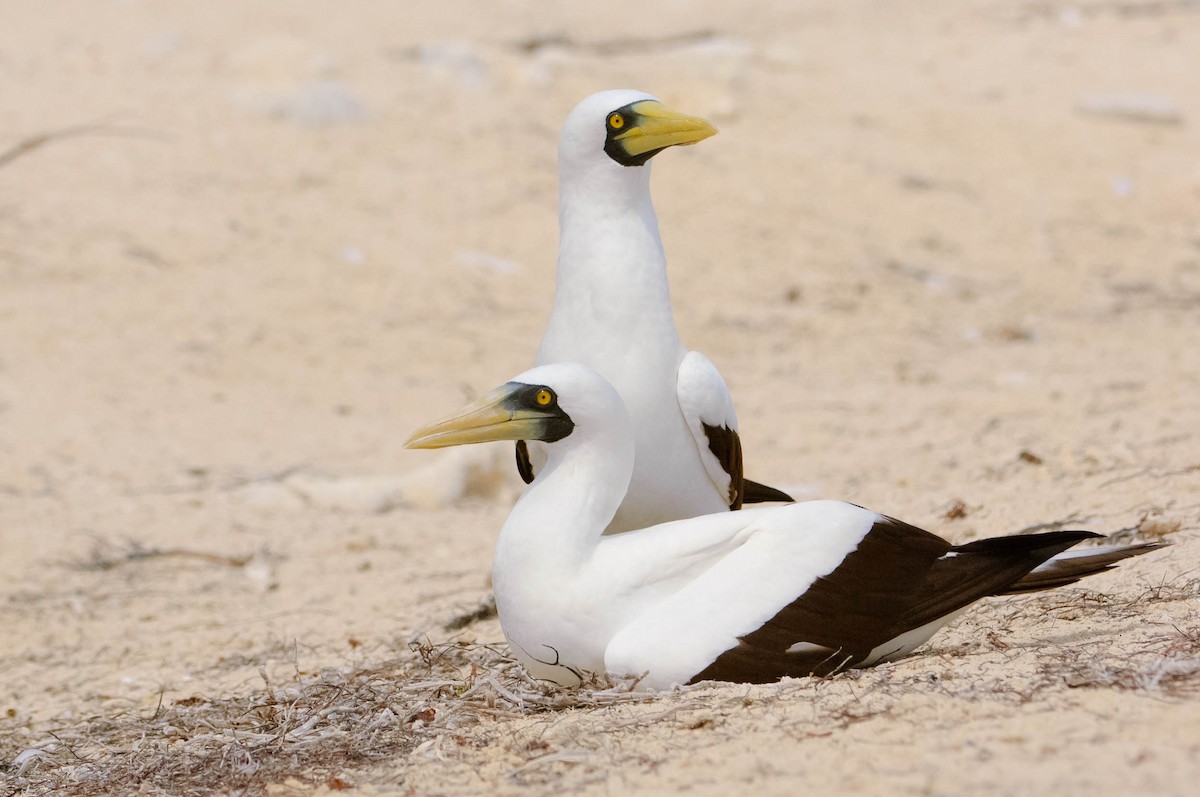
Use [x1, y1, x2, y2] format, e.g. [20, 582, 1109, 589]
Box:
[407, 364, 1165, 689]
[521, 89, 792, 534]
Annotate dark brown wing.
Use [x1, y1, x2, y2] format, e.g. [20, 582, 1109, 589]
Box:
[701, 422, 744, 508]
[689, 521, 1098, 684]
[701, 423, 794, 509]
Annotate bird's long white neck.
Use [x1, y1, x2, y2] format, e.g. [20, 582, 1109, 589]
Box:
[544, 163, 682, 357]
[493, 414, 635, 578]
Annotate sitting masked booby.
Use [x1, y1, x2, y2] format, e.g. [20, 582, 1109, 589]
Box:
[407, 364, 1165, 689]
[522, 89, 792, 534]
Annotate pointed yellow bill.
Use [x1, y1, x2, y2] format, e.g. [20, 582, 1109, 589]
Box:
[405, 384, 554, 449]
[613, 101, 718, 156]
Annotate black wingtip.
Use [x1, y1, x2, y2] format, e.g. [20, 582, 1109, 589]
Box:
[742, 479, 794, 504]
[954, 529, 1101, 558]
[998, 539, 1170, 594]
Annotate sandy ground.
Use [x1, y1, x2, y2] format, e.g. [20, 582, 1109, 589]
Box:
[2, 0, 1199, 794]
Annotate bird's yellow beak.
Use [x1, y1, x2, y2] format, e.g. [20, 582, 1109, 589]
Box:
[405, 383, 559, 449]
[613, 100, 718, 157]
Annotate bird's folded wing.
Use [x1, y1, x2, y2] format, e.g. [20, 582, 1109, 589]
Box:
[602, 501, 882, 688]
[602, 503, 1102, 688]
[676, 351, 742, 508]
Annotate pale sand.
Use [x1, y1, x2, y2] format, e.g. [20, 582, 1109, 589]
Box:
[1, 1, 1198, 794]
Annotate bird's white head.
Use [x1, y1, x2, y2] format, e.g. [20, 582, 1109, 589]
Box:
[405, 363, 632, 455]
[557, 90, 717, 193]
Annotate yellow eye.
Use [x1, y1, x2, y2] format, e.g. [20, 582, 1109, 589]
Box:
[609, 113, 625, 129]
[536, 389, 553, 406]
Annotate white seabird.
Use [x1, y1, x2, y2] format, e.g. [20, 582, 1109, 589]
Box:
[522, 89, 792, 534]
[407, 364, 1164, 689]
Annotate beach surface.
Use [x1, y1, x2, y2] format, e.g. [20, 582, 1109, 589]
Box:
[1, 1, 1198, 794]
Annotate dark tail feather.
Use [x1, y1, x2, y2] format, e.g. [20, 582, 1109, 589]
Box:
[742, 479, 794, 504]
[995, 540, 1168, 595]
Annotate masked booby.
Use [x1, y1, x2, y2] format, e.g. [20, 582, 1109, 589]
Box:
[522, 89, 792, 534]
[407, 364, 1165, 689]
